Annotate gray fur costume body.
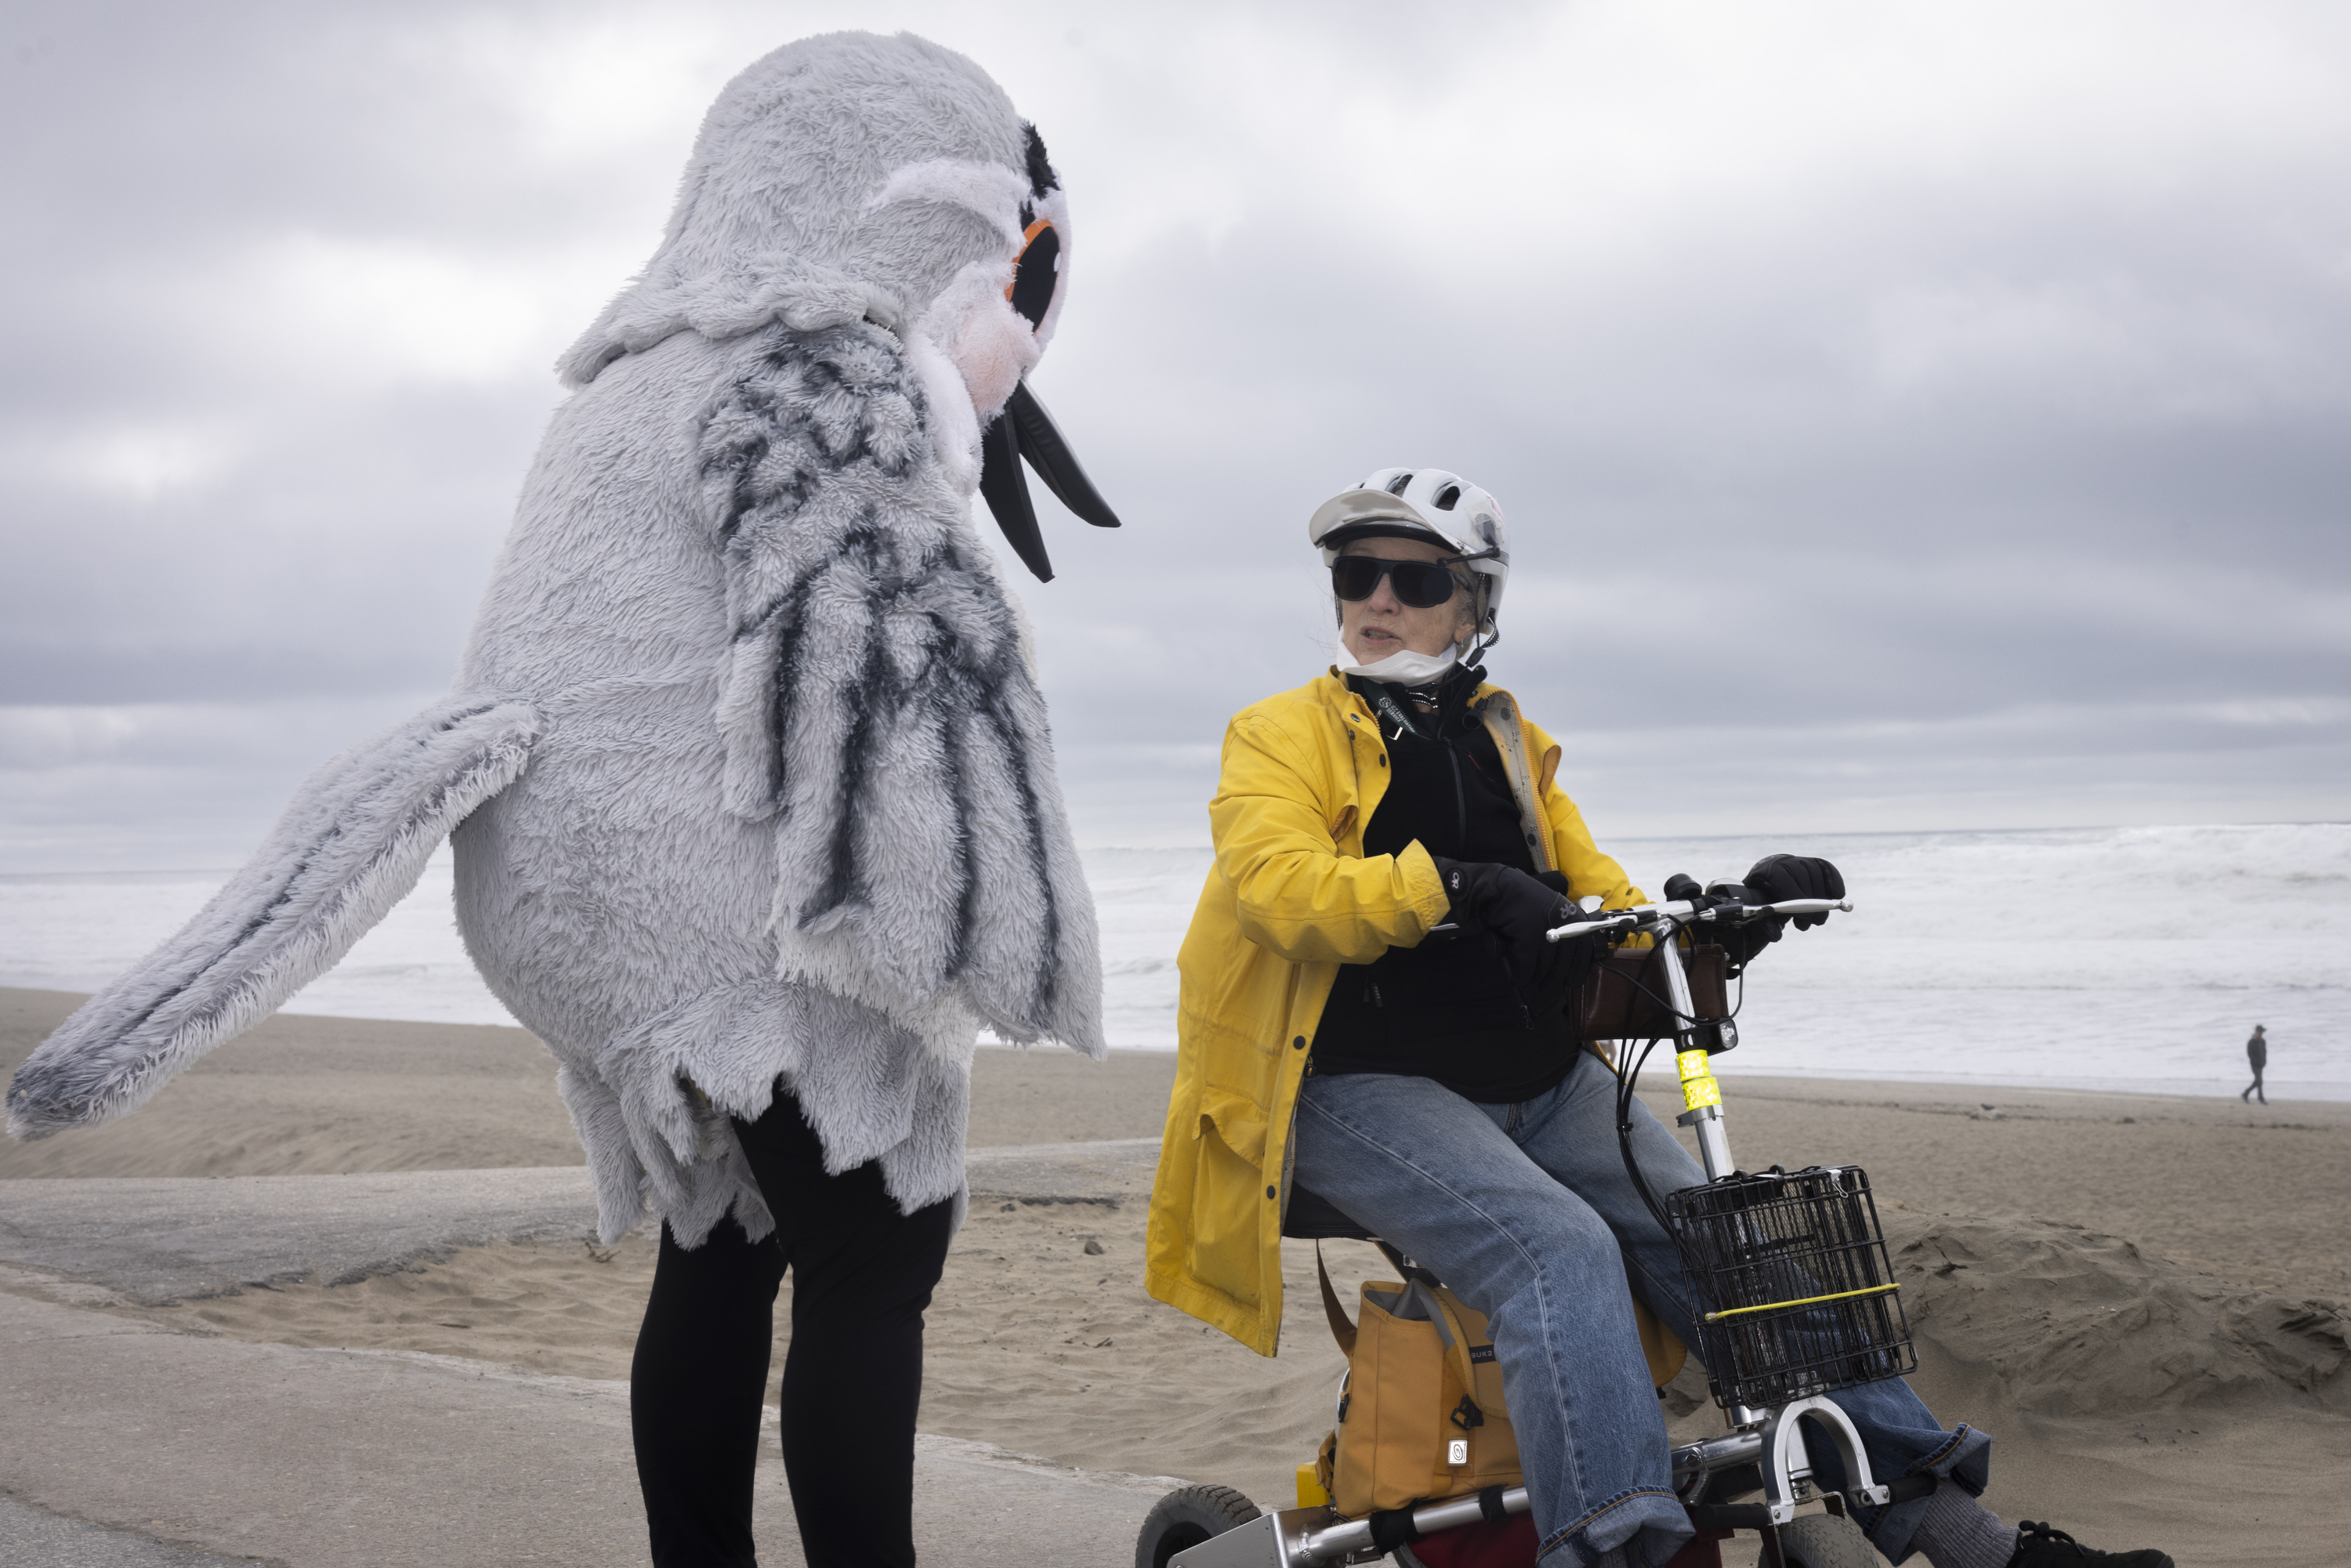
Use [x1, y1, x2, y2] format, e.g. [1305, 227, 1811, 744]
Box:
[7, 32, 1107, 1248]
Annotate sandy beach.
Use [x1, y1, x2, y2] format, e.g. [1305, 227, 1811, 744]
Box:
[4, 984, 2347, 1565]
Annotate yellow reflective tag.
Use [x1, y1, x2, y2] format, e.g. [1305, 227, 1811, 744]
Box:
[1677, 1049, 1722, 1110]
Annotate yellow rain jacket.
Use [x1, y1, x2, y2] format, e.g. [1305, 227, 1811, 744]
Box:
[1143, 672, 1648, 1355]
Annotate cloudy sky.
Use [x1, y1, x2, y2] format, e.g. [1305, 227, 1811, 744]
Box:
[3, 0, 2346, 871]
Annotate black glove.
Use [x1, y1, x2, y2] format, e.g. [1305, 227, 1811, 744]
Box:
[1747, 853, 1845, 929]
[1531, 870, 1609, 1005]
[1430, 856, 1574, 987]
[1707, 854, 1844, 974]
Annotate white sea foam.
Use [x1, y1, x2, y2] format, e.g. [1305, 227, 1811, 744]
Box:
[3, 824, 2342, 1099]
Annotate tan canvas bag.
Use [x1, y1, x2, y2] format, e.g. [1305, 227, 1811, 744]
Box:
[1313, 1251, 1522, 1516]
[1310, 1250, 1690, 1519]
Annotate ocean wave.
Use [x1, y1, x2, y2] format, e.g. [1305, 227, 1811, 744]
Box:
[5, 823, 2343, 1095]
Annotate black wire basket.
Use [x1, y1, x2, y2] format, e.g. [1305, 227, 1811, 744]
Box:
[1667, 1165, 1916, 1410]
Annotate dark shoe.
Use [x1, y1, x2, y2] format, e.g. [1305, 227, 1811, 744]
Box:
[2007, 1520, 2173, 1567]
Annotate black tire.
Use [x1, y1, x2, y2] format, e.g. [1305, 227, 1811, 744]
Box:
[1135, 1483, 1264, 1568]
[1778, 1512, 1889, 1568]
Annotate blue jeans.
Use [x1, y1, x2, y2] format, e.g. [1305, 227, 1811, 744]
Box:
[1290, 1056, 1990, 1566]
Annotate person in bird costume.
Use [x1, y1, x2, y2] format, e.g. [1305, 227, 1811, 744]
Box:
[8, 31, 1119, 1567]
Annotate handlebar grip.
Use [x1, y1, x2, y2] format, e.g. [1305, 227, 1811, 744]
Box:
[1763, 898, 1853, 916]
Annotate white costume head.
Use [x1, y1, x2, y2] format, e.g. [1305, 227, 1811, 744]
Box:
[562, 30, 1114, 578]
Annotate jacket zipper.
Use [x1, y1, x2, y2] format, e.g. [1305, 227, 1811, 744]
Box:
[1446, 741, 1467, 847]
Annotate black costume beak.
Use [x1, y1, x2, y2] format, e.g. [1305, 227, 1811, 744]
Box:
[978, 381, 1121, 583]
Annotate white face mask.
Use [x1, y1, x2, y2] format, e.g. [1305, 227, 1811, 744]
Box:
[1338, 643, 1459, 685]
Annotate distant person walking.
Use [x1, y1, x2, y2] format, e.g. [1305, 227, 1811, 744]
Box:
[2241, 1024, 2269, 1105]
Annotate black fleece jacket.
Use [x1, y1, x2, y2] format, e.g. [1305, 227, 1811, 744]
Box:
[1309, 669, 1581, 1103]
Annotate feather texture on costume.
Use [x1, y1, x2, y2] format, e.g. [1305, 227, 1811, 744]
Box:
[703, 320, 1099, 1061]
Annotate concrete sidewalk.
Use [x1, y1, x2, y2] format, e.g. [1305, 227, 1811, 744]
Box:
[0, 1139, 1188, 1566]
[0, 1496, 259, 1566]
[0, 1139, 1161, 1305]
[0, 1288, 1187, 1566]
[0, 1166, 597, 1304]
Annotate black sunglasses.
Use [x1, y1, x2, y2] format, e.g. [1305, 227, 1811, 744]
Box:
[1331, 555, 1465, 609]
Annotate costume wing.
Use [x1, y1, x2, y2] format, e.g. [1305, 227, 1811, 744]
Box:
[701, 317, 1104, 1060]
[6, 697, 542, 1139]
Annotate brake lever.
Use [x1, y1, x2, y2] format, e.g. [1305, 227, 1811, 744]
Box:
[1544, 913, 1640, 943]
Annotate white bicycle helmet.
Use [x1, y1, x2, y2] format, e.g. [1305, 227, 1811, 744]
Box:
[1307, 467, 1510, 639]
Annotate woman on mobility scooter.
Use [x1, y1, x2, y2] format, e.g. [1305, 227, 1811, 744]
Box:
[1142, 472, 2171, 1568]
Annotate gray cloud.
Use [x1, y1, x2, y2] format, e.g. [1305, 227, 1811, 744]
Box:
[2, 0, 2346, 871]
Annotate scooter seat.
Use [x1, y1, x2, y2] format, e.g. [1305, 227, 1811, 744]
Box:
[1284, 1180, 1375, 1241]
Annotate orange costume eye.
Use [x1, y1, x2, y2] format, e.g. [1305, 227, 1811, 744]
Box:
[1006, 218, 1060, 331]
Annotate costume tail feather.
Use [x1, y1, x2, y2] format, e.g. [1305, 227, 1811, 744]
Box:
[5, 697, 542, 1140]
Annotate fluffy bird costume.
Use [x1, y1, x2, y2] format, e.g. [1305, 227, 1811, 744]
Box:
[7, 32, 1118, 1248]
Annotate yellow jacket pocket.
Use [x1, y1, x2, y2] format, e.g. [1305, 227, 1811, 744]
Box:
[1188, 1092, 1268, 1301]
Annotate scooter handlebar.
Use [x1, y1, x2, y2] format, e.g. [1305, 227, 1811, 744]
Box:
[1544, 896, 1853, 943]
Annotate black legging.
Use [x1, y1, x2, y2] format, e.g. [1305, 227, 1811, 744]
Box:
[631, 1088, 956, 1567]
